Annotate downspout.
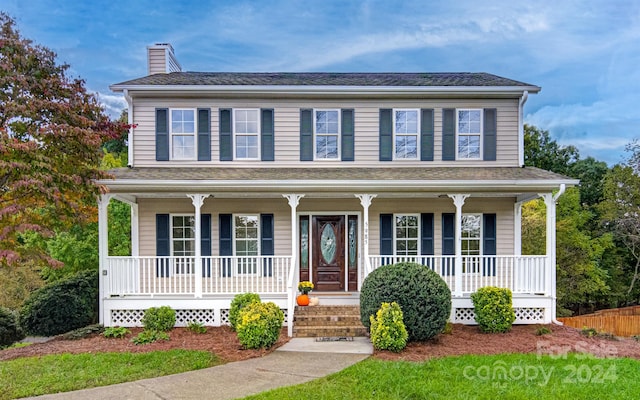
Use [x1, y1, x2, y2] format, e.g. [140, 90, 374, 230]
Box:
[124, 89, 134, 168]
[551, 184, 566, 325]
[518, 90, 529, 167]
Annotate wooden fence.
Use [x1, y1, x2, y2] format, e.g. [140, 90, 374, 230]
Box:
[558, 312, 640, 337]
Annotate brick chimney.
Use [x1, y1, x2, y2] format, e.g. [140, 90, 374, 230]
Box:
[147, 43, 182, 75]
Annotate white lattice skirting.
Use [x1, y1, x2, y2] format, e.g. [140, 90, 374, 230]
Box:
[111, 308, 289, 327]
[453, 307, 547, 324]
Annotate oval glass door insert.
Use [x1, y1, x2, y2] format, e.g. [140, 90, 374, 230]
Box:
[320, 224, 337, 263]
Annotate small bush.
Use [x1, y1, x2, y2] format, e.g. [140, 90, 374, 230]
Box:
[442, 322, 454, 335]
[20, 270, 98, 336]
[131, 330, 170, 345]
[186, 321, 207, 334]
[369, 302, 408, 352]
[580, 326, 598, 338]
[535, 326, 552, 336]
[229, 293, 261, 331]
[633, 335, 640, 342]
[141, 306, 176, 332]
[61, 324, 103, 340]
[236, 302, 284, 349]
[0, 307, 24, 348]
[360, 262, 451, 341]
[471, 286, 516, 333]
[103, 326, 131, 338]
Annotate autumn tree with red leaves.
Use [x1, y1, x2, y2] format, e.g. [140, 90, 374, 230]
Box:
[0, 13, 124, 267]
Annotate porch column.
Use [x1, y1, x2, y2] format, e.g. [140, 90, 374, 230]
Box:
[97, 193, 113, 325]
[514, 202, 522, 256]
[355, 194, 377, 280]
[188, 194, 210, 298]
[283, 194, 304, 338]
[131, 203, 139, 257]
[540, 193, 555, 297]
[448, 194, 469, 297]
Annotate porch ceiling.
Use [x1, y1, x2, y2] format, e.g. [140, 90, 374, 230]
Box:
[99, 166, 576, 197]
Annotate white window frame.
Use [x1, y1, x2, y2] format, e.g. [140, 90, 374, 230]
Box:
[313, 109, 341, 160]
[393, 214, 420, 256]
[233, 214, 261, 275]
[169, 108, 197, 160]
[461, 213, 482, 274]
[393, 109, 420, 160]
[456, 109, 483, 160]
[170, 214, 196, 275]
[233, 108, 261, 160]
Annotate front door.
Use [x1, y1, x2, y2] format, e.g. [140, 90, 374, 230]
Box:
[312, 215, 345, 291]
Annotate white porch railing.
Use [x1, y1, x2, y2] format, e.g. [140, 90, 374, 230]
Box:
[368, 255, 549, 295]
[105, 256, 292, 297]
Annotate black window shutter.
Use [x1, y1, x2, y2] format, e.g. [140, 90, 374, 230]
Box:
[219, 108, 233, 161]
[156, 214, 170, 277]
[483, 108, 497, 161]
[379, 109, 392, 161]
[341, 109, 355, 161]
[420, 109, 434, 161]
[442, 109, 455, 161]
[442, 213, 455, 275]
[483, 213, 497, 276]
[380, 214, 393, 256]
[261, 214, 274, 276]
[300, 109, 313, 161]
[201, 214, 212, 277]
[261, 109, 275, 161]
[219, 214, 232, 277]
[197, 108, 211, 161]
[420, 213, 434, 255]
[155, 108, 169, 161]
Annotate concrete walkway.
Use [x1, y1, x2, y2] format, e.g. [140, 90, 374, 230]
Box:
[26, 338, 372, 400]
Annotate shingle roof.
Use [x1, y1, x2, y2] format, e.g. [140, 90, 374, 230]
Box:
[105, 166, 572, 185]
[112, 72, 538, 88]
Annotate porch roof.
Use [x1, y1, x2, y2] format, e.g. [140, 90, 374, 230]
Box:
[100, 166, 577, 195]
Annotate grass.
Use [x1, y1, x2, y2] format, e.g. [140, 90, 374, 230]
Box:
[0, 350, 220, 399]
[243, 354, 640, 400]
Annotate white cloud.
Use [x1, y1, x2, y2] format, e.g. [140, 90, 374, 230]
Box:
[95, 92, 127, 119]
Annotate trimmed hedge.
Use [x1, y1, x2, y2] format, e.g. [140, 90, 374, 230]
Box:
[20, 270, 98, 336]
[370, 302, 408, 352]
[229, 293, 261, 331]
[0, 307, 24, 348]
[141, 306, 176, 332]
[471, 286, 516, 333]
[360, 262, 451, 341]
[236, 302, 284, 349]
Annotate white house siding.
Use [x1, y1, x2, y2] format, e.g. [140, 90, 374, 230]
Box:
[130, 97, 520, 168]
[146, 48, 167, 75]
[136, 196, 514, 257]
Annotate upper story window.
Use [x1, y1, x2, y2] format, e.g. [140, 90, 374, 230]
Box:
[234, 109, 260, 159]
[457, 109, 482, 160]
[395, 214, 419, 255]
[314, 110, 340, 159]
[170, 109, 196, 159]
[394, 109, 419, 159]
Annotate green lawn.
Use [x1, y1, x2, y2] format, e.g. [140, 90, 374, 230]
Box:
[244, 353, 640, 400]
[0, 350, 220, 400]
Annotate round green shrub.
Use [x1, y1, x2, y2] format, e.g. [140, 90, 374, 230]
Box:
[141, 306, 176, 332]
[0, 307, 25, 348]
[229, 293, 261, 331]
[360, 262, 451, 341]
[20, 270, 98, 336]
[236, 302, 284, 349]
[471, 286, 515, 333]
[370, 302, 408, 352]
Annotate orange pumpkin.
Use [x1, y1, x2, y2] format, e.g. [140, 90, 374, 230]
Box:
[296, 294, 310, 306]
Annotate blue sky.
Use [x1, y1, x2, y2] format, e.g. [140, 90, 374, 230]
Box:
[4, 0, 639, 165]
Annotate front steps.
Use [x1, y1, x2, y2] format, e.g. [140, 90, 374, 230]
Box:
[293, 305, 368, 338]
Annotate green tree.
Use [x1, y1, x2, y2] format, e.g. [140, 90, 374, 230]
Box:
[0, 13, 125, 266]
[524, 124, 579, 175]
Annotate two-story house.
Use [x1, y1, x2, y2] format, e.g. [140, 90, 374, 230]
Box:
[99, 43, 576, 335]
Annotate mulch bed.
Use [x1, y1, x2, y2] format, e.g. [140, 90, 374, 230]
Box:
[2, 324, 640, 363]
